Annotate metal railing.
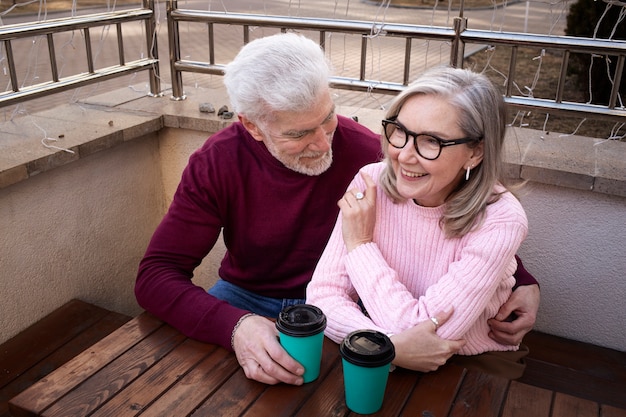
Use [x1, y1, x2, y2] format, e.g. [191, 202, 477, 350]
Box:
[166, 1, 626, 123]
[0, 0, 162, 108]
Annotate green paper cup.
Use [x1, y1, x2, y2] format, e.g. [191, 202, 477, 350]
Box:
[276, 304, 327, 383]
[340, 330, 396, 414]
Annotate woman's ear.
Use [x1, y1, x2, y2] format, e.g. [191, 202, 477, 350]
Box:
[469, 140, 485, 167]
[239, 115, 265, 142]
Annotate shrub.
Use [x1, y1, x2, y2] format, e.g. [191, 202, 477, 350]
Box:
[565, 0, 626, 105]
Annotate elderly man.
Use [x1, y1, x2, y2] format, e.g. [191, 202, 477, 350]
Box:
[135, 33, 540, 385]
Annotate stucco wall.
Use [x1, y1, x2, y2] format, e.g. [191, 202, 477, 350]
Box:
[0, 135, 161, 340]
[517, 183, 626, 350]
[0, 127, 223, 345]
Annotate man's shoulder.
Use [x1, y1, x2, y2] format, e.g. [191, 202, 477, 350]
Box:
[336, 115, 379, 139]
[190, 122, 248, 160]
[335, 116, 381, 159]
[201, 122, 245, 148]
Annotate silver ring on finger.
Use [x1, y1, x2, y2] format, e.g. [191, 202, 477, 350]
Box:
[355, 191, 364, 200]
[430, 316, 439, 330]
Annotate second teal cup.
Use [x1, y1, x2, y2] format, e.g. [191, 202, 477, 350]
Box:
[340, 329, 396, 414]
[276, 304, 327, 383]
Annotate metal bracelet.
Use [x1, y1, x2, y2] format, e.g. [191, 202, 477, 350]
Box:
[231, 313, 256, 351]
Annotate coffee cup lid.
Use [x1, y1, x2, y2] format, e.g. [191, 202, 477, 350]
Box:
[340, 330, 395, 367]
[275, 304, 327, 337]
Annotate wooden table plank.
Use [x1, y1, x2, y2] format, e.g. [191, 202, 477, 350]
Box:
[9, 313, 163, 417]
[139, 347, 240, 417]
[91, 339, 217, 417]
[41, 324, 185, 416]
[293, 363, 348, 417]
[448, 369, 509, 417]
[602, 405, 626, 417]
[363, 368, 420, 417]
[400, 364, 466, 417]
[241, 338, 342, 417]
[521, 331, 626, 409]
[552, 392, 599, 417]
[2, 311, 130, 417]
[0, 300, 114, 389]
[500, 381, 551, 417]
[522, 358, 626, 409]
[189, 370, 266, 416]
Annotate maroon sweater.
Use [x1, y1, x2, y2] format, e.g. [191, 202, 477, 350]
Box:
[136, 116, 382, 349]
[135, 116, 538, 350]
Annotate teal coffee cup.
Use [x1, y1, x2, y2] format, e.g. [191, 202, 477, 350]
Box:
[339, 330, 396, 414]
[276, 304, 327, 383]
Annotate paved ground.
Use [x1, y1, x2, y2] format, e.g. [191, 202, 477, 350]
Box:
[1, 0, 572, 118]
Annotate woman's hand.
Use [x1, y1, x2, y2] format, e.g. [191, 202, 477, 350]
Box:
[389, 309, 466, 372]
[338, 171, 378, 252]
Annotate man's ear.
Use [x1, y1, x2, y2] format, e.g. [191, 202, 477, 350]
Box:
[239, 114, 265, 142]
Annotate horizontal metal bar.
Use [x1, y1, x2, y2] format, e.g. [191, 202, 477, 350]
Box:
[0, 58, 157, 107]
[462, 29, 626, 55]
[174, 60, 225, 75]
[169, 10, 455, 40]
[173, 60, 408, 94]
[506, 96, 626, 121]
[0, 9, 153, 40]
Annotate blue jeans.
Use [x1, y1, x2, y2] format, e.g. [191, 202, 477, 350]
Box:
[207, 279, 306, 318]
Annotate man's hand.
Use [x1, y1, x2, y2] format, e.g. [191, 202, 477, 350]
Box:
[488, 284, 540, 345]
[232, 315, 304, 385]
[390, 309, 465, 372]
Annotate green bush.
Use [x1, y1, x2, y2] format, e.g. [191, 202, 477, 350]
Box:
[565, 0, 626, 105]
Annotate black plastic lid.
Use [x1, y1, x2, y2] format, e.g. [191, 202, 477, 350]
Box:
[340, 330, 395, 367]
[275, 304, 327, 337]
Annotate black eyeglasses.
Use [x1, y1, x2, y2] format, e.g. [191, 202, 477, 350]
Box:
[382, 117, 482, 160]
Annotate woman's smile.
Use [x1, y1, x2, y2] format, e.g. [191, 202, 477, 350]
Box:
[388, 94, 481, 207]
[400, 168, 428, 179]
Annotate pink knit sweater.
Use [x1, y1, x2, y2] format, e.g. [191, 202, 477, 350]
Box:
[306, 162, 528, 355]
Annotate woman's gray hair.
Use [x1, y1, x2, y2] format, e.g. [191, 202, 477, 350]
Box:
[379, 65, 511, 238]
[223, 32, 332, 124]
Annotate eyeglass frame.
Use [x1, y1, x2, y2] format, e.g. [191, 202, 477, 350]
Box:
[381, 116, 482, 161]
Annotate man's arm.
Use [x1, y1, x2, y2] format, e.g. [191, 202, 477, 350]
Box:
[488, 255, 540, 345]
[512, 255, 539, 288]
[135, 151, 239, 349]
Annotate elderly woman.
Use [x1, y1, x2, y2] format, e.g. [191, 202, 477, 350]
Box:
[306, 66, 529, 378]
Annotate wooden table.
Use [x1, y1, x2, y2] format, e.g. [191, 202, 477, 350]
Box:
[9, 312, 514, 417]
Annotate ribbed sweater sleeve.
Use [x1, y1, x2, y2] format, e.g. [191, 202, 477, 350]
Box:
[306, 162, 528, 355]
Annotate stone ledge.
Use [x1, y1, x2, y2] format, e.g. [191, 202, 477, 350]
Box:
[0, 87, 163, 189]
[1, 85, 624, 198]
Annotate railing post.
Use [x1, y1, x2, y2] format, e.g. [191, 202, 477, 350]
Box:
[144, 0, 163, 97]
[450, 16, 467, 68]
[609, 55, 625, 109]
[3, 40, 19, 93]
[167, 0, 186, 100]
